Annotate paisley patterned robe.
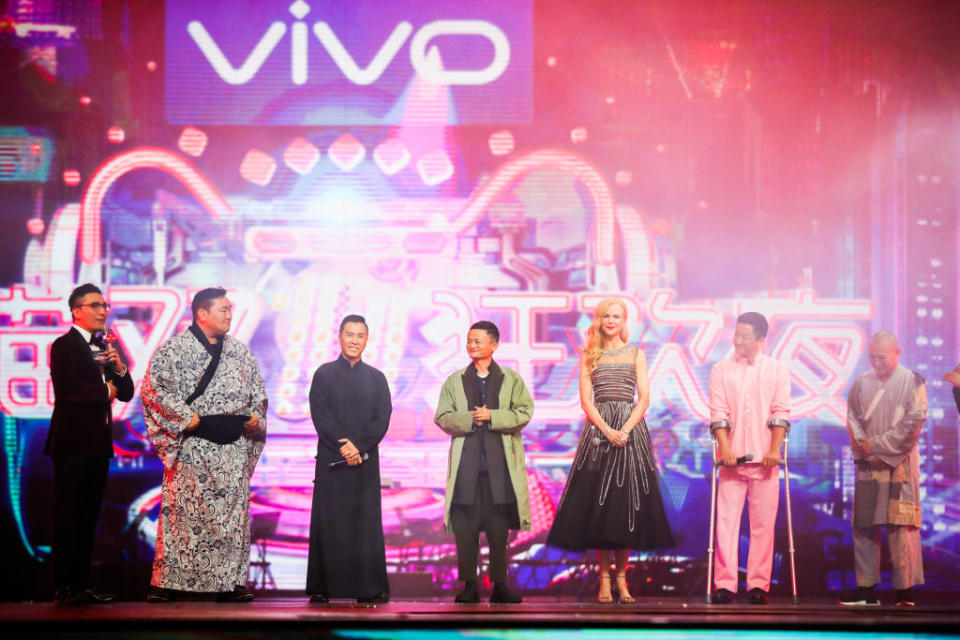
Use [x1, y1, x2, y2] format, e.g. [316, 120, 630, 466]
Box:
[141, 328, 267, 592]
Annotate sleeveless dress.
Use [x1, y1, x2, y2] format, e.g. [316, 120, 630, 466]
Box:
[547, 346, 674, 550]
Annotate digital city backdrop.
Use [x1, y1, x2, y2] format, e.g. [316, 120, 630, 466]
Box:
[0, 0, 958, 600]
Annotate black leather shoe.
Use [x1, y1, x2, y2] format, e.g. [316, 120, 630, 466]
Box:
[748, 588, 768, 605]
[54, 587, 82, 605]
[309, 593, 330, 604]
[895, 588, 916, 607]
[710, 588, 734, 604]
[838, 585, 879, 606]
[56, 587, 116, 605]
[490, 583, 522, 604]
[146, 586, 174, 603]
[84, 588, 117, 604]
[215, 585, 255, 603]
[455, 581, 480, 604]
[357, 592, 390, 605]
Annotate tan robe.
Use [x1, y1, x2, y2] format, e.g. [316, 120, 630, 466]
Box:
[846, 364, 926, 528]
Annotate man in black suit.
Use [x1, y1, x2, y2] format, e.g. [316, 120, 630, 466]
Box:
[46, 283, 134, 604]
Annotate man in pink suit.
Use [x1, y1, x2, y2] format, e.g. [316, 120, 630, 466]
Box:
[708, 311, 791, 605]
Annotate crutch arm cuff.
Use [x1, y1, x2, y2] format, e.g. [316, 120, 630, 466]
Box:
[767, 418, 791, 433]
[709, 420, 731, 434]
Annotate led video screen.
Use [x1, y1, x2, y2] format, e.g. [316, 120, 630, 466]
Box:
[1, 0, 957, 597]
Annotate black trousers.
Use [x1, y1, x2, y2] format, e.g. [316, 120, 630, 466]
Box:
[52, 454, 110, 589]
[450, 475, 512, 583]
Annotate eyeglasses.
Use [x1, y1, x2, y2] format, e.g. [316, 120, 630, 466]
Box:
[74, 302, 111, 312]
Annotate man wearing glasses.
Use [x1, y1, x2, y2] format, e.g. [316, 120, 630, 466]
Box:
[46, 283, 133, 604]
[839, 331, 927, 607]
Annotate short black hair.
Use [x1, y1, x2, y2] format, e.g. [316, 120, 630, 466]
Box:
[68, 283, 102, 309]
[191, 287, 228, 321]
[339, 314, 368, 334]
[736, 311, 769, 340]
[470, 320, 500, 343]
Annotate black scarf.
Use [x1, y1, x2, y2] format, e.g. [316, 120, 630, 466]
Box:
[452, 360, 515, 505]
[185, 324, 244, 445]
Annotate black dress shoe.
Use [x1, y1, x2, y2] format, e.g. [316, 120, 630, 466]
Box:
[748, 588, 768, 605]
[895, 588, 916, 607]
[84, 588, 117, 604]
[309, 593, 330, 604]
[357, 592, 390, 605]
[710, 588, 734, 604]
[56, 587, 116, 605]
[54, 587, 82, 605]
[214, 585, 255, 603]
[146, 586, 174, 603]
[837, 585, 879, 606]
[489, 583, 522, 604]
[455, 581, 480, 604]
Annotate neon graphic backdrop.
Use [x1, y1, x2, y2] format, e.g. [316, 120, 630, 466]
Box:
[1, 0, 958, 597]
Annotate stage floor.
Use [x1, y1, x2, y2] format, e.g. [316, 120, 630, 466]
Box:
[3, 597, 960, 637]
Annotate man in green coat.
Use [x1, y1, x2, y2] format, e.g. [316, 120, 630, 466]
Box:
[435, 320, 534, 604]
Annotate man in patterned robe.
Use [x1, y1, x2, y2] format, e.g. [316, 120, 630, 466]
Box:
[141, 288, 267, 602]
[839, 331, 926, 607]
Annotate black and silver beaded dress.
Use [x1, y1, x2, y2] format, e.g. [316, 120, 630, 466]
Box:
[547, 346, 674, 550]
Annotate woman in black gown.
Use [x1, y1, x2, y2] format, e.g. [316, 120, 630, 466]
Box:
[547, 298, 673, 603]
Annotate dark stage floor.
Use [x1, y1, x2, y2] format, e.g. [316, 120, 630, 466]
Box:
[3, 597, 960, 638]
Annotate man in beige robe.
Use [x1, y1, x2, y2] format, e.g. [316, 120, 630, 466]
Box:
[839, 332, 926, 607]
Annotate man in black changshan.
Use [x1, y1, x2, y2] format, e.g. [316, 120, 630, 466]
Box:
[306, 315, 393, 604]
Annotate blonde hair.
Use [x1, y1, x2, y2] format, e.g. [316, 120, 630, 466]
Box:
[584, 297, 629, 371]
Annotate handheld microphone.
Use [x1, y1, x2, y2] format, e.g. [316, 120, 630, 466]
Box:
[716, 453, 754, 467]
[328, 452, 369, 470]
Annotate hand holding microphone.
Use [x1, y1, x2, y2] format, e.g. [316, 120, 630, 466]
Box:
[97, 325, 125, 374]
[716, 453, 754, 467]
[717, 443, 739, 467]
[335, 438, 363, 468]
[329, 452, 369, 470]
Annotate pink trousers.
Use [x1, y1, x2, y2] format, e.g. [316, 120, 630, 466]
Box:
[713, 463, 779, 593]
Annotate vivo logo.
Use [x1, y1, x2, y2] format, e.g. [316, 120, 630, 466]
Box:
[187, 0, 510, 86]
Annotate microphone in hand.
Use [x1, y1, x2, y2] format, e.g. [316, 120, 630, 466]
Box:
[716, 453, 754, 467]
[329, 452, 369, 470]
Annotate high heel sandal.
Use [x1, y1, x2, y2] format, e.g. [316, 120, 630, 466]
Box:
[615, 574, 635, 603]
[597, 574, 613, 603]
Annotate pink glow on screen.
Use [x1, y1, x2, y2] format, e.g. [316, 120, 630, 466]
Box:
[1, 0, 956, 596]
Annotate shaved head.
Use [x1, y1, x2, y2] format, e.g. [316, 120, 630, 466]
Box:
[870, 331, 899, 350]
[868, 331, 900, 380]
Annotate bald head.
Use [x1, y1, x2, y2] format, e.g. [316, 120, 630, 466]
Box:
[870, 331, 898, 350]
[868, 331, 900, 381]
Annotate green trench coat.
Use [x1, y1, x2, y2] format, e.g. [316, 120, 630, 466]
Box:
[434, 364, 534, 533]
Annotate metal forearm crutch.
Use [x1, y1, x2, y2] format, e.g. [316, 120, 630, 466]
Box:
[705, 423, 752, 604]
[705, 436, 720, 604]
[781, 434, 798, 604]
